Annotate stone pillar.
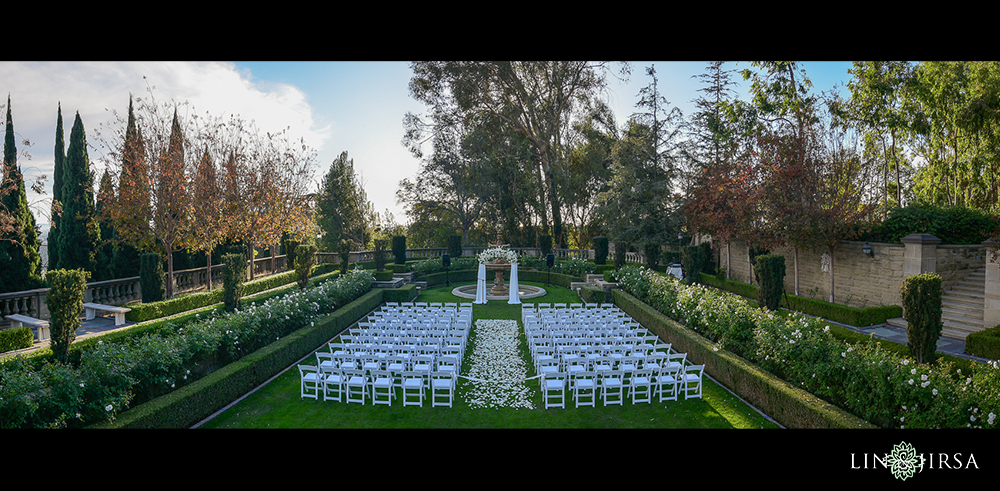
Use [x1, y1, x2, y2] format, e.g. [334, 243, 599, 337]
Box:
[901, 233, 941, 278]
[984, 240, 1000, 329]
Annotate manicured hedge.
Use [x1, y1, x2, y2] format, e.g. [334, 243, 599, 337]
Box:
[126, 264, 339, 322]
[966, 325, 1000, 360]
[578, 285, 606, 304]
[699, 272, 903, 327]
[0, 327, 33, 353]
[99, 288, 383, 429]
[383, 284, 419, 303]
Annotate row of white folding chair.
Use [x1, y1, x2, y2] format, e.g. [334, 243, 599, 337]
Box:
[320, 349, 461, 380]
[339, 341, 465, 363]
[541, 356, 700, 409]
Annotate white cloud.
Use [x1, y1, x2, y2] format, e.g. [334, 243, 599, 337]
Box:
[2, 61, 330, 227]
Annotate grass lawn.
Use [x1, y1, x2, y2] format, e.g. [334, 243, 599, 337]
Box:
[198, 280, 780, 429]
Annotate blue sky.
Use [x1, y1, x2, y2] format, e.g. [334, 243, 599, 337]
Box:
[3, 60, 856, 237]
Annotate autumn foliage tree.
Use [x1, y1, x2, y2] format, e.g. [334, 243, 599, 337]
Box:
[100, 93, 316, 297]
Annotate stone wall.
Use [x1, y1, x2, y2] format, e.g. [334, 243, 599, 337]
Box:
[717, 236, 989, 310]
[935, 244, 989, 292]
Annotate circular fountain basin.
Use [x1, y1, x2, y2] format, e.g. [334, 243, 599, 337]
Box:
[451, 284, 547, 300]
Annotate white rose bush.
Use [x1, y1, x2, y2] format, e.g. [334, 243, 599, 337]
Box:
[614, 265, 1000, 429]
[0, 270, 373, 429]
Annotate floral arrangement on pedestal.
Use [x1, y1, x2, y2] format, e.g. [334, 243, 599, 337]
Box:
[477, 246, 518, 265]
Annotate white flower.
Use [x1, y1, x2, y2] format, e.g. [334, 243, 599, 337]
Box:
[902, 358, 909, 365]
[932, 388, 938, 396]
[105, 404, 113, 412]
[909, 379, 914, 385]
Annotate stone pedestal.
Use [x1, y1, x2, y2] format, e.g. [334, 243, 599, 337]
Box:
[902, 233, 941, 278]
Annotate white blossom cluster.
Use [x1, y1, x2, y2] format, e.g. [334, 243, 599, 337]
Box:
[464, 319, 535, 409]
[476, 247, 518, 265]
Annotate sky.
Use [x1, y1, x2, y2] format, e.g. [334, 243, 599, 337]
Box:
[1, 60, 857, 242]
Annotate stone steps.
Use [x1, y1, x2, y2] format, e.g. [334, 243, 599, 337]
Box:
[940, 268, 986, 339]
[891, 268, 986, 340]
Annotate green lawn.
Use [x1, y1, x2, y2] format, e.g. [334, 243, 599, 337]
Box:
[198, 281, 780, 429]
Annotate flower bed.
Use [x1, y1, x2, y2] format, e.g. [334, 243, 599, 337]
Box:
[464, 319, 534, 409]
[0, 270, 374, 429]
[614, 265, 1000, 429]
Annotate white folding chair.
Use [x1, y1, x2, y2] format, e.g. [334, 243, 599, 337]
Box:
[402, 370, 425, 407]
[298, 365, 322, 400]
[543, 371, 567, 409]
[321, 365, 345, 402]
[573, 371, 597, 408]
[655, 363, 681, 402]
[600, 369, 624, 406]
[431, 371, 456, 407]
[344, 368, 368, 405]
[371, 369, 395, 406]
[629, 367, 654, 404]
[681, 364, 705, 400]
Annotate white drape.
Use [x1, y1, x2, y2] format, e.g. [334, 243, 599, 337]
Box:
[508, 262, 520, 304]
[475, 263, 487, 304]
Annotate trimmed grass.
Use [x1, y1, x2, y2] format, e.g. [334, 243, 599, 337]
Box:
[198, 281, 780, 429]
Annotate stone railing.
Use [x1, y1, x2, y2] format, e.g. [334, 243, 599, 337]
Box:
[0, 255, 290, 330]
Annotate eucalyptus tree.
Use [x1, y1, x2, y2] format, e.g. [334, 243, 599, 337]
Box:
[906, 61, 1000, 213]
[397, 119, 484, 246]
[833, 61, 916, 216]
[405, 61, 627, 248]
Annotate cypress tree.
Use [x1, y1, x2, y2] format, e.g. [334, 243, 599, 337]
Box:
[48, 103, 65, 271]
[111, 97, 146, 279]
[0, 95, 42, 293]
[58, 111, 99, 276]
[94, 170, 116, 281]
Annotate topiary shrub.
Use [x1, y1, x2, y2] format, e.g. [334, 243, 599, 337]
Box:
[221, 253, 245, 311]
[681, 245, 707, 285]
[46, 269, 90, 362]
[447, 235, 463, 258]
[373, 236, 388, 272]
[539, 235, 553, 257]
[392, 236, 406, 265]
[755, 254, 786, 311]
[900, 272, 943, 364]
[293, 242, 318, 289]
[644, 242, 660, 271]
[140, 252, 165, 304]
[593, 236, 609, 265]
[336, 239, 351, 274]
[614, 241, 628, 269]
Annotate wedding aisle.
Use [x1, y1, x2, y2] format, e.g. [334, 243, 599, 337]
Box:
[463, 319, 536, 409]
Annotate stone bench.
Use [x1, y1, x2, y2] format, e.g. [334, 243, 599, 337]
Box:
[5, 314, 49, 341]
[82, 303, 131, 326]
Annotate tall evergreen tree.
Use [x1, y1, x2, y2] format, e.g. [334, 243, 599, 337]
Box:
[94, 170, 117, 281]
[48, 103, 66, 271]
[110, 96, 147, 279]
[0, 95, 42, 293]
[58, 111, 99, 276]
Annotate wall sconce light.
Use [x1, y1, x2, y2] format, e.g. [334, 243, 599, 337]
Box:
[862, 242, 873, 257]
